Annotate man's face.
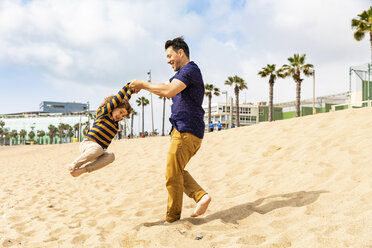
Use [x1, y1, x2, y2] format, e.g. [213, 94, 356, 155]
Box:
[166, 46, 182, 71]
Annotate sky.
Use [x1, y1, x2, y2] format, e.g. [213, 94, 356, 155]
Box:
[0, 0, 370, 134]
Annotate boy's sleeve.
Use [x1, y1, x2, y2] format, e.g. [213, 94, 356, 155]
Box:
[100, 83, 133, 115]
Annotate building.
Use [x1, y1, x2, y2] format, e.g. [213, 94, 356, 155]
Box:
[203, 101, 283, 129]
[274, 92, 349, 118]
[39, 101, 89, 114]
[0, 101, 93, 145]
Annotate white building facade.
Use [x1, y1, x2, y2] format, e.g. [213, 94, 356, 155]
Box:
[203, 102, 260, 129]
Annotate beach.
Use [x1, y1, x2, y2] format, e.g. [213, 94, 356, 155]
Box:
[1, 107, 372, 247]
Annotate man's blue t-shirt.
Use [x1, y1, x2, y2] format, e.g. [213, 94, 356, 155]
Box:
[217, 122, 222, 130]
[169, 61, 205, 139]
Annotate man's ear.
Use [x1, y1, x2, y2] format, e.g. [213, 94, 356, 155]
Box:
[178, 48, 184, 57]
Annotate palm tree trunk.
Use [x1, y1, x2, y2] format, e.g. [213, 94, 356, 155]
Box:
[296, 80, 301, 117]
[370, 31, 372, 66]
[130, 114, 134, 138]
[208, 94, 212, 131]
[162, 98, 165, 136]
[142, 103, 144, 136]
[269, 81, 274, 122]
[235, 86, 240, 127]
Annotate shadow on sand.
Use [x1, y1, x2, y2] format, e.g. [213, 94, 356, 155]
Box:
[134, 190, 328, 230]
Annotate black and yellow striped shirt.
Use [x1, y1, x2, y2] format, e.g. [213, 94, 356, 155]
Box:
[86, 83, 133, 149]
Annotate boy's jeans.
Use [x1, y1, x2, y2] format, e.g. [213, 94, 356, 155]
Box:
[72, 139, 115, 173]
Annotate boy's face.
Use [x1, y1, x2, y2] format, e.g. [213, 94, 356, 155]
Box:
[112, 108, 128, 122]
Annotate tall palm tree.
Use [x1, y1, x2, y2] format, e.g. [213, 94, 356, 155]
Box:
[159, 96, 169, 136]
[258, 64, 285, 122]
[19, 129, 27, 145]
[9, 130, 18, 145]
[136, 97, 149, 136]
[282, 54, 314, 117]
[224, 75, 248, 127]
[205, 84, 220, 131]
[37, 130, 45, 144]
[351, 6, 372, 65]
[130, 109, 137, 138]
[47, 125, 57, 144]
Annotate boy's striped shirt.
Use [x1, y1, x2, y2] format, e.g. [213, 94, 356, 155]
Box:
[86, 83, 132, 149]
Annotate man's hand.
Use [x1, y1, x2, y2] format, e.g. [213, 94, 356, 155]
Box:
[129, 79, 145, 93]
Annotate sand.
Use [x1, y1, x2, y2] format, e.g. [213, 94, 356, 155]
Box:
[1, 107, 372, 248]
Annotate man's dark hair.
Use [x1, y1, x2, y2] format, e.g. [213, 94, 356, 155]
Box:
[165, 36, 190, 59]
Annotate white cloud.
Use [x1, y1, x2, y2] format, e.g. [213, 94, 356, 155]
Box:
[0, 0, 370, 133]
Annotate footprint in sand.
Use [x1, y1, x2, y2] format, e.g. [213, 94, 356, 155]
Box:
[71, 234, 90, 245]
[135, 210, 145, 216]
[237, 235, 266, 245]
[262, 145, 282, 157]
[2, 238, 22, 247]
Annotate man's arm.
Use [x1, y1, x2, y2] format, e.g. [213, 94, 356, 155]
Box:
[130, 79, 186, 98]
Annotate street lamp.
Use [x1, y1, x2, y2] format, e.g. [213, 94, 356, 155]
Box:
[310, 68, 316, 114]
[147, 70, 154, 135]
[222, 91, 228, 129]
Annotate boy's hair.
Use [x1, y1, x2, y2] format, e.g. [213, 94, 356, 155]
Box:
[100, 96, 133, 118]
[165, 36, 190, 59]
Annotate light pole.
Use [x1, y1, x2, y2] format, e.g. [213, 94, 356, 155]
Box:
[222, 91, 228, 129]
[311, 68, 316, 114]
[147, 70, 154, 135]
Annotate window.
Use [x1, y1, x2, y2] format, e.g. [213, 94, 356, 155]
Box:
[259, 108, 264, 116]
[47, 104, 65, 109]
[240, 107, 251, 114]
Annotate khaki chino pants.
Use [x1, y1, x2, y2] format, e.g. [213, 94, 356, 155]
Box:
[165, 129, 207, 222]
[72, 139, 115, 173]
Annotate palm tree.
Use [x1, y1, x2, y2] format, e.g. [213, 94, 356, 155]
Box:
[159, 96, 169, 136]
[28, 131, 35, 142]
[205, 84, 220, 131]
[0, 129, 3, 146]
[258, 64, 285, 122]
[224, 75, 248, 127]
[3, 128, 9, 146]
[9, 130, 18, 145]
[73, 123, 80, 141]
[57, 123, 66, 144]
[351, 6, 372, 65]
[19, 129, 27, 145]
[37, 130, 45, 144]
[136, 97, 149, 136]
[130, 109, 137, 138]
[282, 54, 314, 117]
[66, 125, 74, 143]
[83, 121, 90, 137]
[47, 125, 57, 144]
[0, 120, 5, 145]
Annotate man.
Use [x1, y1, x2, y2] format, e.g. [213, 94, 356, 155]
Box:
[217, 121, 222, 131]
[129, 37, 211, 223]
[209, 121, 214, 132]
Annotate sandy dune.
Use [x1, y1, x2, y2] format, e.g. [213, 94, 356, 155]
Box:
[1, 107, 372, 247]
